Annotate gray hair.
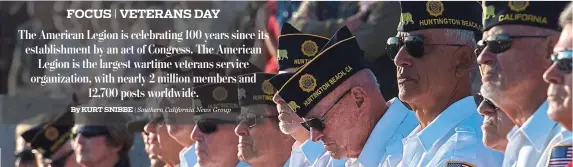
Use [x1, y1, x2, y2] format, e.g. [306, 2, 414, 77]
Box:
[560, 2, 573, 27]
[444, 29, 477, 50]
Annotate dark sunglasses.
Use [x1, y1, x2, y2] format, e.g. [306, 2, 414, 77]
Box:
[551, 50, 572, 73]
[14, 149, 35, 163]
[386, 36, 466, 60]
[236, 112, 278, 128]
[475, 34, 548, 55]
[45, 150, 74, 167]
[476, 93, 499, 111]
[71, 126, 110, 139]
[301, 90, 351, 132]
[196, 118, 236, 134]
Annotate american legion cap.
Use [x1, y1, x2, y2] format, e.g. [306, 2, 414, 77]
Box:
[20, 111, 75, 158]
[237, 72, 277, 106]
[277, 23, 330, 71]
[20, 94, 79, 158]
[397, 1, 482, 32]
[274, 26, 367, 117]
[192, 83, 241, 122]
[482, 1, 569, 31]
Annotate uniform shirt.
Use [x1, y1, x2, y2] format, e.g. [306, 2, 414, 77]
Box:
[325, 98, 418, 167]
[398, 96, 504, 167]
[192, 161, 251, 167]
[503, 101, 569, 167]
[316, 151, 348, 167]
[289, 139, 325, 167]
[537, 128, 572, 167]
[180, 145, 197, 167]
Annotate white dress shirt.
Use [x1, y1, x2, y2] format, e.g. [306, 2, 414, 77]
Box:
[502, 101, 570, 167]
[398, 96, 504, 167]
[325, 98, 419, 167]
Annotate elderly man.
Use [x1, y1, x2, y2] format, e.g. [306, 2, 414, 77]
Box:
[130, 91, 185, 167]
[157, 53, 204, 167]
[541, 3, 573, 167]
[386, 2, 504, 166]
[268, 23, 340, 167]
[476, 93, 514, 152]
[235, 73, 294, 167]
[142, 130, 166, 167]
[128, 113, 181, 167]
[20, 111, 81, 167]
[72, 100, 134, 167]
[476, 1, 571, 167]
[191, 83, 249, 167]
[544, 2, 573, 133]
[274, 25, 418, 167]
[143, 112, 184, 167]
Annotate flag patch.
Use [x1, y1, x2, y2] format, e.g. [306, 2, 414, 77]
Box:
[548, 145, 572, 167]
[446, 161, 475, 167]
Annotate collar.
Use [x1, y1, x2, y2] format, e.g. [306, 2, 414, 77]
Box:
[300, 139, 325, 164]
[235, 161, 250, 167]
[356, 98, 416, 167]
[332, 158, 348, 166]
[518, 101, 558, 152]
[416, 96, 477, 151]
[182, 145, 197, 166]
[506, 126, 519, 141]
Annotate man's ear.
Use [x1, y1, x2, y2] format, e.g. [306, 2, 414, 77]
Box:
[455, 47, 474, 78]
[350, 87, 367, 108]
[111, 143, 124, 153]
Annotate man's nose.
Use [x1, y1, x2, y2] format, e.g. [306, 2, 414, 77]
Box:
[477, 101, 496, 117]
[234, 123, 249, 137]
[75, 135, 87, 145]
[477, 47, 496, 66]
[190, 126, 204, 141]
[310, 128, 324, 142]
[144, 123, 156, 134]
[394, 47, 413, 67]
[273, 93, 284, 104]
[543, 63, 563, 85]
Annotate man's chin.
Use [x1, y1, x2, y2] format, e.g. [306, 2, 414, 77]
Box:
[329, 152, 345, 160]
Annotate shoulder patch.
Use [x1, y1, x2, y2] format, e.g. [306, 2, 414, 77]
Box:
[446, 161, 476, 167]
[546, 144, 572, 167]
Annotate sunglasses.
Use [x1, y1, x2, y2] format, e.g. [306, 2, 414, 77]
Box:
[476, 93, 499, 111]
[386, 36, 466, 60]
[14, 149, 35, 162]
[475, 34, 548, 55]
[301, 90, 351, 132]
[196, 118, 236, 134]
[236, 112, 278, 128]
[45, 151, 74, 167]
[71, 126, 111, 139]
[550, 50, 572, 73]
